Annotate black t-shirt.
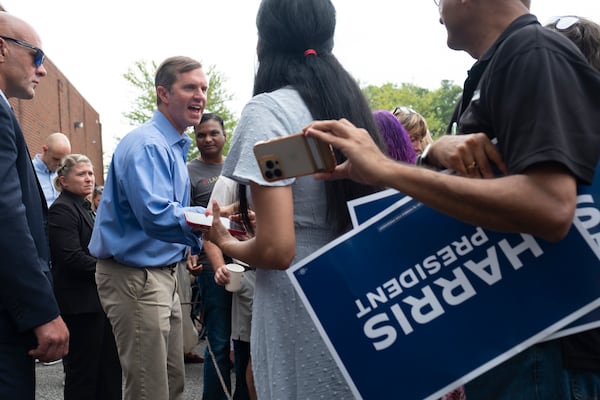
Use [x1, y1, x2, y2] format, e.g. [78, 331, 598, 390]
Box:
[458, 14, 600, 184]
[454, 14, 600, 371]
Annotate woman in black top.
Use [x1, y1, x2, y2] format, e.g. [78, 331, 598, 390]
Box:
[49, 154, 121, 400]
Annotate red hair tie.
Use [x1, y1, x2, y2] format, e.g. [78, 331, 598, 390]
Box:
[304, 49, 317, 57]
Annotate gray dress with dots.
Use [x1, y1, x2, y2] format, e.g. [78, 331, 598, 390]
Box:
[222, 87, 354, 399]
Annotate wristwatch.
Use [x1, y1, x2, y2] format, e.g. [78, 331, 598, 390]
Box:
[416, 143, 432, 166]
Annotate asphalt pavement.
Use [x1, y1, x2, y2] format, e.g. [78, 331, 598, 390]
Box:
[35, 340, 213, 400]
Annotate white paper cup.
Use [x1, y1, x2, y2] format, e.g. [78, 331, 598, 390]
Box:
[225, 263, 245, 292]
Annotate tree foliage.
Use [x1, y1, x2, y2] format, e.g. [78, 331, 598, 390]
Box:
[122, 60, 157, 127]
[122, 59, 238, 160]
[362, 80, 462, 138]
[203, 65, 236, 156]
[122, 59, 462, 156]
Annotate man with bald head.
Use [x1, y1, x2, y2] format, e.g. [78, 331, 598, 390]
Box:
[0, 11, 69, 399]
[33, 132, 71, 207]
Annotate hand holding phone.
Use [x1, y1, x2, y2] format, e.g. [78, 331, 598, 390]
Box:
[253, 133, 336, 182]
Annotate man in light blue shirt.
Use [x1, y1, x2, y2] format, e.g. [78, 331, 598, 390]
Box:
[89, 56, 208, 400]
[32, 132, 71, 207]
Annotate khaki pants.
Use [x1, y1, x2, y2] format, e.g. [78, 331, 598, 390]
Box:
[96, 258, 184, 400]
[176, 260, 198, 354]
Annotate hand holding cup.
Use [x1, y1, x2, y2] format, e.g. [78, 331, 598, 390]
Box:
[225, 263, 245, 292]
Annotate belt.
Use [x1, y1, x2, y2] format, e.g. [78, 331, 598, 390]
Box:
[154, 263, 177, 271]
[104, 258, 178, 271]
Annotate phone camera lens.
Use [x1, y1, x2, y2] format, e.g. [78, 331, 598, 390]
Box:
[265, 170, 274, 179]
[266, 160, 275, 169]
[274, 168, 282, 177]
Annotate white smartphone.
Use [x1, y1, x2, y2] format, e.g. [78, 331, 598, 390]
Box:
[253, 133, 337, 182]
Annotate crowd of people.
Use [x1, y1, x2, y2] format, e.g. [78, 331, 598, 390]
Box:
[1, 0, 600, 399]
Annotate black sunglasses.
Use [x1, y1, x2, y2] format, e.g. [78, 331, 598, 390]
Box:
[0, 35, 45, 67]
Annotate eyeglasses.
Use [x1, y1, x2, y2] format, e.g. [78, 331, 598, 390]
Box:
[0, 36, 45, 67]
[551, 16, 580, 31]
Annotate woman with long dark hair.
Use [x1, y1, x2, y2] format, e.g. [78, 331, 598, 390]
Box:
[205, 0, 384, 398]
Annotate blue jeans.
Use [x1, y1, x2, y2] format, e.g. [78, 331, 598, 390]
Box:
[198, 271, 232, 400]
[465, 339, 600, 400]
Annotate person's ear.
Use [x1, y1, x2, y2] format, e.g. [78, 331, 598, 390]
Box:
[157, 86, 169, 105]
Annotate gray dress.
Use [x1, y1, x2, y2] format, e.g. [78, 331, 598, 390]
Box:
[222, 87, 354, 399]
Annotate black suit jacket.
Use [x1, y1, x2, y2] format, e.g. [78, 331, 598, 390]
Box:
[49, 190, 102, 314]
[0, 98, 59, 343]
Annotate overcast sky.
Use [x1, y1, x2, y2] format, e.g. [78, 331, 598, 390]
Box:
[1, 0, 598, 155]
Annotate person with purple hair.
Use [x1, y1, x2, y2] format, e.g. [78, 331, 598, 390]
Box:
[371, 112, 465, 399]
[372, 110, 417, 164]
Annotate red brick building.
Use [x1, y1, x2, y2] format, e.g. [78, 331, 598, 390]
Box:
[9, 60, 104, 184]
[1, 7, 104, 184]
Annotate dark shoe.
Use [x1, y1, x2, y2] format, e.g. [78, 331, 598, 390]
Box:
[184, 352, 204, 364]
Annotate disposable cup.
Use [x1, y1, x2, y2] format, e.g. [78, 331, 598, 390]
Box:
[225, 264, 245, 292]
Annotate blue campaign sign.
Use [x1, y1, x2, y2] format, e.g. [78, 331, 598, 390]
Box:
[547, 307, 600, 340]
[348, 188, 407, 228]
[288, 169, 600, 400]
[349, 184, 600, 342]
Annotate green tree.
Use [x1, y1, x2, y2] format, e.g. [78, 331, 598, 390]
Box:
[122, 60, 157, 127]
[122, 59, 238, 160]
[362, 80, 462, 138]
[203, 65, 236, 156]
[428, 80, 463, 136]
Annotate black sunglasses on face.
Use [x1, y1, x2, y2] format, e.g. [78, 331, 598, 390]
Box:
[0, 36, 45, 67]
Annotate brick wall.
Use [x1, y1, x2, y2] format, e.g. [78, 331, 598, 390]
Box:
[1, 4, 105, 182]
[8, 59, 104, 184]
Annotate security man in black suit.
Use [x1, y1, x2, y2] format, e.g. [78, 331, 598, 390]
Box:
[0, 11, 69, 400]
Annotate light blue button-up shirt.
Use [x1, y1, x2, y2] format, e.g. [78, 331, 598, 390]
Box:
[32, 154, 58, 207]
[89, 110, 204, 267]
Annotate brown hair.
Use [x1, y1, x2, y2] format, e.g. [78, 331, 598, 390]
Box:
[392, 106, 429, 141]
[546, 16, 600, 72]
[155, 56, 203, 106]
